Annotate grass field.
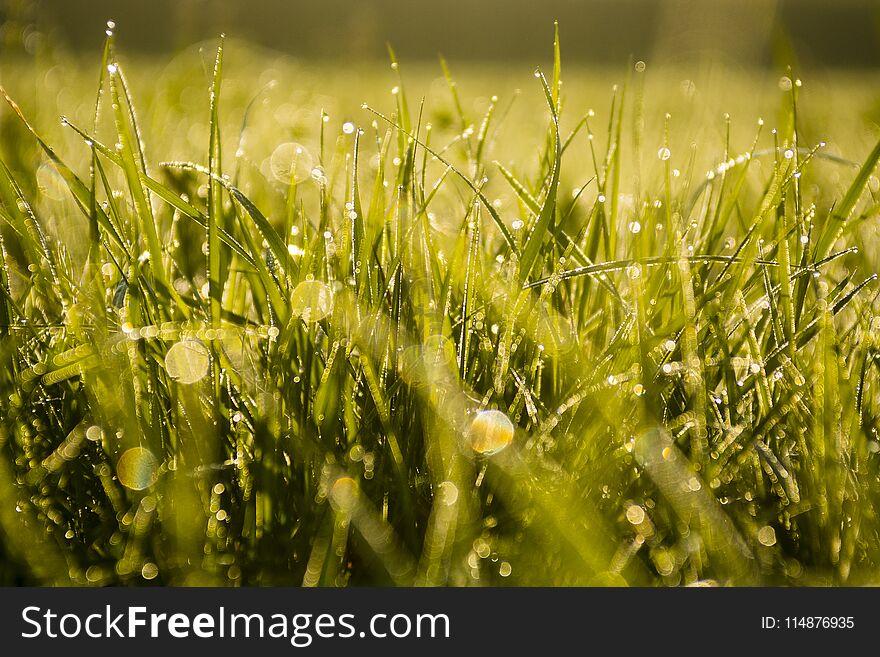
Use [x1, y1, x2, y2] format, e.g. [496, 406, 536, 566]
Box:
[2, 24, 880, 586]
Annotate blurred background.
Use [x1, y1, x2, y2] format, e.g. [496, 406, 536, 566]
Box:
[1, 0, 878, 211]
[1, 0, 879, 69]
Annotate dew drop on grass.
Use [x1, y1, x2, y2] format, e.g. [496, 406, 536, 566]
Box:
[423, 334, 458, 370]
[499, 562, 512, 577]
[117, 447, 159, 491]
[757, 525, 777, 547]
[141, 562, 159, 580]
[36, 164, 67, 201]
[436, 481, 459, 506]
[469, 409, 514, 456]
[657, 147, 671, 161]
[329, 476, 359, 515]
[342, 121, 355, 134]
[626, 263, 642, 280]
[270, 142, 313, 184]
[291, 280, 333, 323]
[164, 340, 210, 384]
[628, 221, 642, 235]
[626, 504, 645, 525]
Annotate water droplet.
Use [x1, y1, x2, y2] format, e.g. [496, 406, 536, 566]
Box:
[329, 476, 359, 514]
[626, 504, 645, 524]
[629, 221, 642, 234]
[436, 481, 459, 506]
[291, 280, 334, 323]
[757, 525, 777, 546]
[597, 194, 606, 203]
[657, 147, 671, 161]
[164, 340, 210, 384]
[468, 410, 514, 456]
[499, 562, 512, 577]
[626, 263, 642, 280]
[342, 121, 355, 134]
[512, 219, 524, 230]
[36, 164, 67, 202]
[141, 563, 159, 580]
[634, 60, 646, 73]
[783, 148, 795, 160]
[117, 447, 159, 491]
[269, 142, 313, 184]
[107, 63, 117, 75]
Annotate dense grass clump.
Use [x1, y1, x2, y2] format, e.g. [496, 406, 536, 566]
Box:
[2, 25, 880, 586]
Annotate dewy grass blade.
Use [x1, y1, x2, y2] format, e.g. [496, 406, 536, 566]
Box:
[815, 136, 880, 259]
[107, 60, 167, 291]
[207, 37, 225, 330]
[518, 70, 560, 283]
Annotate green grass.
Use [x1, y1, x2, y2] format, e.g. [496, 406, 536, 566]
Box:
[2, 24, 880, 586]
